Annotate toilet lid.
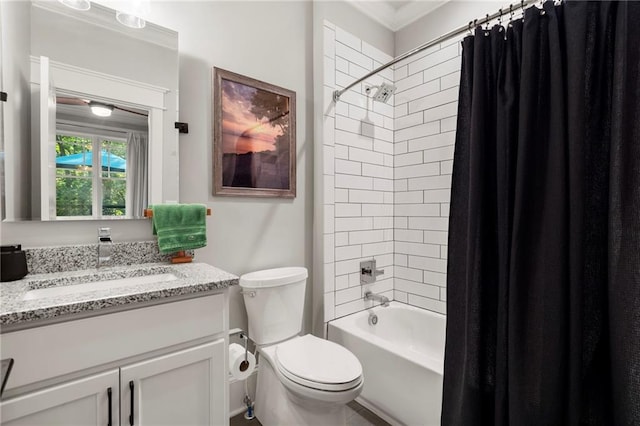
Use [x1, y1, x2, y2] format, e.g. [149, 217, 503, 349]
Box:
[275, 335, 363, 392]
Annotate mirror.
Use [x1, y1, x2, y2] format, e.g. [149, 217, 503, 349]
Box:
[0, 0, 179, 221]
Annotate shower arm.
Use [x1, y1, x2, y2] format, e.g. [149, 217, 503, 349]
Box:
[333, 0, 539, 103]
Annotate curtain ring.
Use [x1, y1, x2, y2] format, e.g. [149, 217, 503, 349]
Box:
[468, 21, 473, 35]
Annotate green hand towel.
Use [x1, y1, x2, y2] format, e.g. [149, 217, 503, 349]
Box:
[150, 204, 207, 254]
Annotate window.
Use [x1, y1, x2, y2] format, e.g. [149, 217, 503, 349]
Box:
[100, 139, 127, 216]
[55, 132, 127, 218]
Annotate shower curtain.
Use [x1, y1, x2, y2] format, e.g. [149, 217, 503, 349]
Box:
[442, 2, 639, 425]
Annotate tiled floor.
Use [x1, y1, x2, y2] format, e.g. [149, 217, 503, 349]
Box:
[230, 401, 390, 426]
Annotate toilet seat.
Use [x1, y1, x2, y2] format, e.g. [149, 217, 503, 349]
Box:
[274, 334, 363, 392]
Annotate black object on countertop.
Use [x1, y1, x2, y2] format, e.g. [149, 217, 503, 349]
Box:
[1, 244, 28, 282]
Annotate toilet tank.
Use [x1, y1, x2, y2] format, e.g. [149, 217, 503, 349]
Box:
[240, 267, 308, 346]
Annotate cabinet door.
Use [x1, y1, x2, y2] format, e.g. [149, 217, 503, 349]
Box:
[121, 339, 226, 426]
[0, 369, 119, 426]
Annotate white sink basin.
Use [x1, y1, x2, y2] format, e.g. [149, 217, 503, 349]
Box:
[23, 273, 179, 301]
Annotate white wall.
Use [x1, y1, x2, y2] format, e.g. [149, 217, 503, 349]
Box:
[395, 1, 507, 54]
[148, 0, 314, 334]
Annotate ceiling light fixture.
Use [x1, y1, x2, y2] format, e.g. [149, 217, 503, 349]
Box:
[58, 0, 91, 11]
[115, 0, 150, 29]
[89, 102, 114, 117]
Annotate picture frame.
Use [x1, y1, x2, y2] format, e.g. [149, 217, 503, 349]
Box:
[213, 67, 296, 198]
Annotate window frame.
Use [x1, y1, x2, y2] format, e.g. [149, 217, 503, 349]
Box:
[55, 126, 128, 220]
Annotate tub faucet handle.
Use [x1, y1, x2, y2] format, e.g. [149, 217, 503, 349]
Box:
[362, 267, 384, 276]
[360, 259, 385, 284]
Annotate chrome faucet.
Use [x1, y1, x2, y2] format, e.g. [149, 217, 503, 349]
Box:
[360, 259, 385, 284]
[364, 291, 390, 307]
[98, 227, 113, 267]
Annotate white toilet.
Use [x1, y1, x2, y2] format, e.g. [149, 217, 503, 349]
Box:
[240, 267, 363, 426]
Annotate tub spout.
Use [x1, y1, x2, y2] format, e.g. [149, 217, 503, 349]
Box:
[364, 291, 390, 307]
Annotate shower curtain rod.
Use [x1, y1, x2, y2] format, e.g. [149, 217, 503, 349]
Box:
[333, 0, 539, 102]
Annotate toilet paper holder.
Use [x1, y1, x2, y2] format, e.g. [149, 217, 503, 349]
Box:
[238, 332, 250, 372]
[229, 328, 250, 371]
[229, 328, 251, 372]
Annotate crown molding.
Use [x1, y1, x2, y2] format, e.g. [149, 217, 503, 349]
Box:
[346, 0, 449, 32]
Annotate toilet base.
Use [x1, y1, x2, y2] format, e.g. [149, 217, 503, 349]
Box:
[255, 350, 348, 426]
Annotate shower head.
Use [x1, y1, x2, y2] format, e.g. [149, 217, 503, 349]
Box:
[365, 82, 397, 104]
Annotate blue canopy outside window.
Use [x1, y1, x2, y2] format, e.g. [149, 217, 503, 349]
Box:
[55, 150, 126, 172]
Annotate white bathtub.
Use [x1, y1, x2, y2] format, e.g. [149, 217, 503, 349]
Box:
[328, 302, 445, 426]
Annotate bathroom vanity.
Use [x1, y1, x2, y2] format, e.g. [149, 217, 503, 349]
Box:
[0, 245, 237, 425]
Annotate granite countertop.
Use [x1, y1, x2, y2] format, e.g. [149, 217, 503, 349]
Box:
[0, 262, 238, 329]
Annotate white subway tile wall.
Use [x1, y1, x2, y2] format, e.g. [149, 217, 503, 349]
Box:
[393, 33, 461, 316]
[322, 21, 461, 320]
[323, 22, 395, 321]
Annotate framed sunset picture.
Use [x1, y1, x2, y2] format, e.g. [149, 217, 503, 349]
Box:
[213, 68, 296, 198]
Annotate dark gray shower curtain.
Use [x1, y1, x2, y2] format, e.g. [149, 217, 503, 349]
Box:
[442, 2, 640, 425]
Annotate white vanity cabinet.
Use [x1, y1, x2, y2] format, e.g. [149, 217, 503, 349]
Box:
[0, 292, 229, 426]
[121, 340, 225, 426]
[1, 369, 119, 426]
